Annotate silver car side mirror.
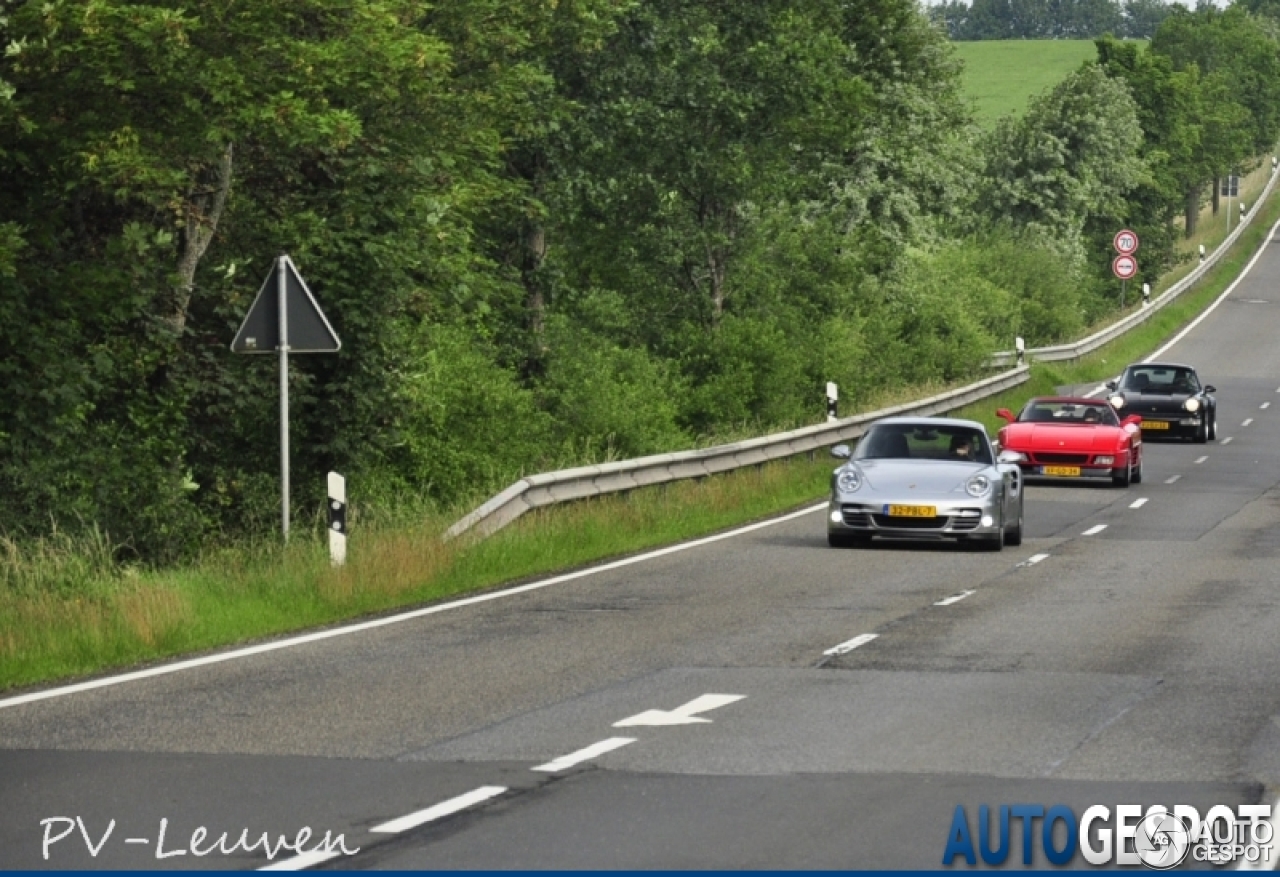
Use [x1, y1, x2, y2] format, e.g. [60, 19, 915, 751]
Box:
[830, 444, 851, 459]
[997, 449, 1026, 464]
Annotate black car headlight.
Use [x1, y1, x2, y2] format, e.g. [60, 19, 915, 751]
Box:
[1109, 394, 1126, 409]
[1184, 398, 1201, 412]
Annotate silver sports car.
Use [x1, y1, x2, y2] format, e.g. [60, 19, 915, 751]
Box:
[827, 416, 1026, 550]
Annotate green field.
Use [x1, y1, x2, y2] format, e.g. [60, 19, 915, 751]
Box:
[953, 40, 1104, 126]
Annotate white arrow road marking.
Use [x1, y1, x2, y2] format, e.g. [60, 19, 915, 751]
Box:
[532, 737, 636, 772]
[1165, 475, 1181, 484]
[1129, 498, 1149, 509]
[1194, 456, 1208, 464]
[614, 694, 746, 727]
[1243, 418, 1254, 427]
[259, 850, 345, 871]
[1018, 553, 1050, 568]
[1082, 524, 1108, 536]
[822, 633, 878, 656]
[934, 590, 975, 607]
[371, 786, 508, 834]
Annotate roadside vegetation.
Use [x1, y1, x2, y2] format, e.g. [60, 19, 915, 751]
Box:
[6, 0, 1280, 690]
[953, 40, 1102, 126]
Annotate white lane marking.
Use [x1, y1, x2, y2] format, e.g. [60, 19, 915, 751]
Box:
[371, 786, 507, 834]
[532, 738, 636, 773]
[1222, 436, 1235, 445]
[1147, 217, 1280, 361]
[1234, 795, 1280, 871]
[823, 633, 879, 656]
[1165, 475, 1182, 484]
[1243, 418, 1254, 427]
[1194, 456, 1208, 464]
[1082, 524, 1108, 536]
[1262, 402, 1271, 409]
[934, 589, 975, 607]
[1129, 498, 1149, 509]
[1018, 553, 1050, 567]
[0, 503, 829, 711]
[614, 693, 745, 727]
[259, 851, 344, 871]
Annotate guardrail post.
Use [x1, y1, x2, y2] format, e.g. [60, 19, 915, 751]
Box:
[328, 472, 346, 567]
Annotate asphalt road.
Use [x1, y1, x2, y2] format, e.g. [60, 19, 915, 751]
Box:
[5, 231, 1280, 870]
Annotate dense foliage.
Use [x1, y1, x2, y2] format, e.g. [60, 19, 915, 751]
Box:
[0, 0, 1277, 561]
[930, 0, 1174, 40]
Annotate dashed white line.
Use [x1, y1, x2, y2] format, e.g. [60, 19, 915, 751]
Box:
[934, 590, 976, 607]
[823, 633, 879, 656]
[259, 850, 346, 871]
[1082, 524, 1108, 536]
[0, 502, 830, 711]
[1165, 475, 1181, 484]
[1129, 498, 1149, 509]
[1221, 436, 1234, 445]
[1018, 553, 1050, 567]
[1243, 418, 1254, 427]
[370, 785, 508, 834]
[1194, 456, 1208, 464]
[532, 738, 636, 773]
[1262, 402, 1271, 409]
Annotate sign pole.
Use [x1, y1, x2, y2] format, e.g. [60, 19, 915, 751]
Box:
[277, 256, 291, 542]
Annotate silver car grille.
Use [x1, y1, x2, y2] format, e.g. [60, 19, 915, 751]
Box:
[841, 505, 983, 532]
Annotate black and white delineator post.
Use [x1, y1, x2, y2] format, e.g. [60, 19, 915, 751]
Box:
[231, 255, 342, 542]
[328, 472, 346, 566]
[1015, 336, 1025, 365]
[1142, 283, 1151, 308]
[826, 381, 838, 422]
[1199, 244, 1206, 263]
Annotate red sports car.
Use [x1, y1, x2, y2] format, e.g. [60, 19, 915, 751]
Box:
[996, 397, 1144, 487]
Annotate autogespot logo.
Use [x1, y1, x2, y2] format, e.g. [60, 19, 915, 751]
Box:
[942, 803, 1274, 868]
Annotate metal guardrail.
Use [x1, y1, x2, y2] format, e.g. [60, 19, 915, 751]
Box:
[449, 166, 1279, 541]
[987, 164, 1280, 368]
[445, 365, 1030, 539]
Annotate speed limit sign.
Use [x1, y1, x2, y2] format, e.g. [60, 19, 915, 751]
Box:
[1113, 254, 1138, 279]
[1114, 229, 1139, 255]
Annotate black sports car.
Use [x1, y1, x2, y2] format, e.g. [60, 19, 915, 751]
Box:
[1106, 362, 1217, 443]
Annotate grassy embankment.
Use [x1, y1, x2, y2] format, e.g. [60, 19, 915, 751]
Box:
[2, 46, 1274, 693]
[952, 40, 1101, 127]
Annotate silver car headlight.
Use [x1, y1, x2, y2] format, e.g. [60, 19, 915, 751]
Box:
[836, 467, 862, 493]
[1109, 394, 1126, 409]
[965, 474, 992, 498]
[1184, 398, 1201, 412]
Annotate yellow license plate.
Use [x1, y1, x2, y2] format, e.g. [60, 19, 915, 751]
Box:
[1142, 420, 1170, 430]
[885, 504, 937, 517]
[1043, 466, 1081, 477]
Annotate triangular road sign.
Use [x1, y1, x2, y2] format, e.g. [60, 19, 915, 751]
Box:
[231, 255, 341, 354]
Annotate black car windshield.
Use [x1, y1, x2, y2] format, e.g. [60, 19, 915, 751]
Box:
[1120, 365, 1199, 394]
[1017, 400, 1119, 427]
[854, 424, 993, 464]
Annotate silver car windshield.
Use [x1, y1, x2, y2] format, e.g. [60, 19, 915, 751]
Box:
[854, 424, 992, 465]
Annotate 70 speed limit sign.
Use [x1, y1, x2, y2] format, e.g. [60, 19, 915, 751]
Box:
[1114, 229, 1139, 255]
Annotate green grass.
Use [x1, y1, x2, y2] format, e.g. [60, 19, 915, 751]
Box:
[5, 157, 1277, 695]
[953, 40, 1106, 126]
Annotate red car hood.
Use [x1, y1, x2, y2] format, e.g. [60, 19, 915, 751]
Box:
[1001, 423, 1127, 451]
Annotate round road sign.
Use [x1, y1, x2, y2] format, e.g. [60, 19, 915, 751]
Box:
[1114, 229, 1139, 255]
[1112, 254, 1138, 280]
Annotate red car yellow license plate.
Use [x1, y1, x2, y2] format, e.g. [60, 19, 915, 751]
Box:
[1142, 420, 1170, 430]
[1043, 465, 1081, 476]
[885, 504, 936, 517]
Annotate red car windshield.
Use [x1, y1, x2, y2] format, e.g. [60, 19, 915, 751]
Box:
[1017, 401, 1119, 427]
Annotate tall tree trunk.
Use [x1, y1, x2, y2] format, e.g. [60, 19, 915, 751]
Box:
[1185, 185, 1200, 238]
[522, 221, 547, 376]
[171, 143, 234, 334]
[1212, 176, 1220, 216]
[707, 242, 726, 324]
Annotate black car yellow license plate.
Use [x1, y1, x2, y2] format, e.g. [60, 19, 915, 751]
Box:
[1042, 465, 1081, 476]
[1142, 420, 1170, 430]
[885, 504, 936, 517]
